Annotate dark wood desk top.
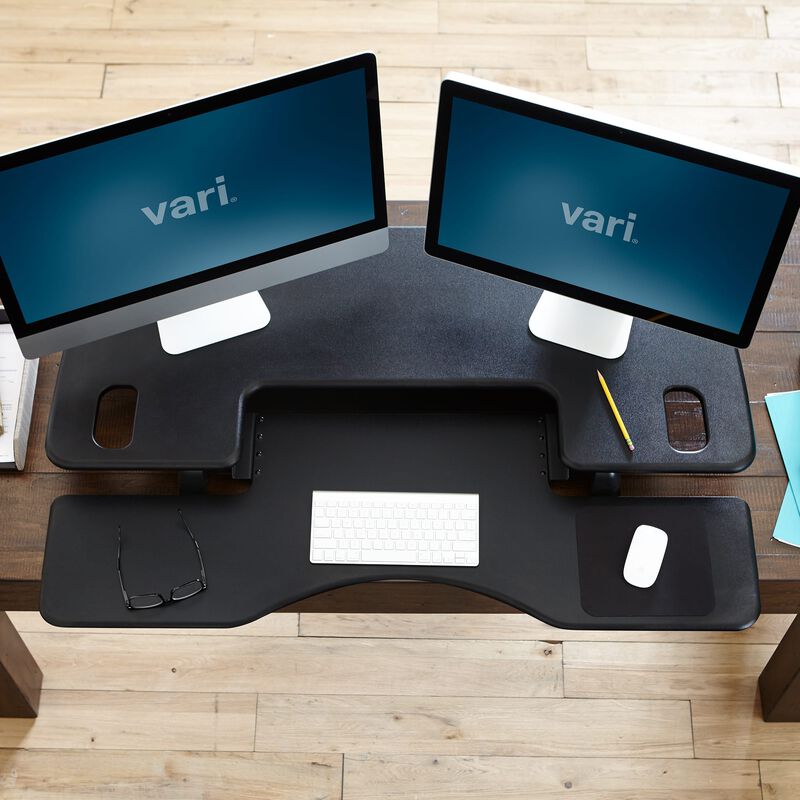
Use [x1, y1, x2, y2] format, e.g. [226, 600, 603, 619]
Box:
[2, 201, 799, 614]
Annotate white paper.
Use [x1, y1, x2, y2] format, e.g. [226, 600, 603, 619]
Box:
[0, 326, 25, 463]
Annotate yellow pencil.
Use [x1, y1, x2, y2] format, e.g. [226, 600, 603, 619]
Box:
[597, 370, 634, 452]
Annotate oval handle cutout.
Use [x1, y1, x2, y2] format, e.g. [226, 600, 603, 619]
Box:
[94, 386, 137, 449]
[663, 388, 708, 453]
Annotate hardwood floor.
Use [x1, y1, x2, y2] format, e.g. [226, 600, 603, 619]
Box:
[1, 1, 800, 797]
[0, 612, 797, 797]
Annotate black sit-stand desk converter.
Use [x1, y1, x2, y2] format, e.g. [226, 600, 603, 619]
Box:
[41, 227, 760, 631]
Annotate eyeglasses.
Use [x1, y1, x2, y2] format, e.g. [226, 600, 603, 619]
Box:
[117, 508, 207, 610]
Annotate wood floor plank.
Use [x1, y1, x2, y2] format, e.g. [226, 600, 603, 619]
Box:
[693, 700, 800, 759]
[20, 632, 562, 697]
[0, 98, 200, 151]
[0, 63, 104, 98]
[342, 754, 762, 800]
[588, 37, 800, 73]
[379, 103, 437, 148]
[379, 100, 437, 199]
[766, 6, 800, 39]
[592, 105, 800, 146]
[726, 143, 791, 162]
[441, 2, 766, 38]
[0, 0, 112, 29]
[563, 642, 774, 700]
[0, 29, 254, 64]
[587, 0, 770, 4]
[387, 174, 430, 201]
[779, 72, 800, 107]
[104, 64, 441, 102]
[0, 749, 341, 799]
[759, 761, 800, 800]
[111, 0, 437, 33]
[0, 690, 256, 751]
[473, 67, 781, 107]
[299, 612, 794, 644]
[255, 694, 694, 757]
[254, 31, 587, 70]
[8, 610, 299, 637]
[384, 156, 432, 179]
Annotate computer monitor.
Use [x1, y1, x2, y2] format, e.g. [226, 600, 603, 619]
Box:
[0, 53, 387, 357]
[425, 73, 800, 358]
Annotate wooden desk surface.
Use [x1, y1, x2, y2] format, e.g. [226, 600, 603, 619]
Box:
[2, 201, 799, 614]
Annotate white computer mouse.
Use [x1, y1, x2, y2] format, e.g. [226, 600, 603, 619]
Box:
[623, 525, 669, 588]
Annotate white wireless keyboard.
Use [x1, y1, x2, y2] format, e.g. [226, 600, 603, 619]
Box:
[310, 490, 479, 567]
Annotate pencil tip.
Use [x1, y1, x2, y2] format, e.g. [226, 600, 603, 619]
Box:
[628, 444, 635, 452]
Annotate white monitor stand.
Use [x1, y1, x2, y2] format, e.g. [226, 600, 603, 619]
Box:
[157, 291, 271, 355]
[529, 290, 633, 359]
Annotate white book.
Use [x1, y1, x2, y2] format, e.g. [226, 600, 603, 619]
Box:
[0, 317, 38, 470]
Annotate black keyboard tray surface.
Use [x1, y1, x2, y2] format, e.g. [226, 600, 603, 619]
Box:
[41, 386, 759, 631]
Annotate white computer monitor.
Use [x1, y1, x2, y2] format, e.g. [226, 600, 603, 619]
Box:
[425, 73, 800, 358]
[0, 53, 387, 356]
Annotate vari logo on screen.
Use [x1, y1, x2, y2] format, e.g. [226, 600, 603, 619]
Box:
[140, 175, 236, 226]
[561, 202, 638, 244]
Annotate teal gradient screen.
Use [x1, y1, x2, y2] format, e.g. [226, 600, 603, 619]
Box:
[0, 68, 377, 323]
[438, 97, 790, 334]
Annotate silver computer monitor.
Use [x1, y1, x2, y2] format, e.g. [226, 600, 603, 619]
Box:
[425, 73, 800, 358]
[0, 53, 387, 356]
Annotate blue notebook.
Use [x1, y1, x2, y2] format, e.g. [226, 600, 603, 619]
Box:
[765, 390, 800, 547]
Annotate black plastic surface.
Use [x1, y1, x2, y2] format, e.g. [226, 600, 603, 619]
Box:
[41, 387, 760, 630]
[45, 227, 755, 474]
[576, 506, 715, 617]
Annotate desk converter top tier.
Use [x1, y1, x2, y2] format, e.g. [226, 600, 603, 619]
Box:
[46, 226, 754, 473]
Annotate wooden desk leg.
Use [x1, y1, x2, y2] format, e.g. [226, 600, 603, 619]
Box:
[0, 612, 42, 717]
[759, 614, 800, 722]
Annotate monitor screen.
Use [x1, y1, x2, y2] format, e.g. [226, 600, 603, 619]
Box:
[0, 54, 385, 336]
[426, 77, 800, 348]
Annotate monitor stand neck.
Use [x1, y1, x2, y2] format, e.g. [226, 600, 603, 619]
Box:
[528, 290, 633, 359]
[157, 291, 270, 355]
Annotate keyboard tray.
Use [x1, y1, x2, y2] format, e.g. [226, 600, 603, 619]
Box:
[41, 386, 759, 630]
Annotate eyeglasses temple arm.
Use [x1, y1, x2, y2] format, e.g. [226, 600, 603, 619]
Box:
[117, 526, 131, 606]
[178, 508, 207, 586]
